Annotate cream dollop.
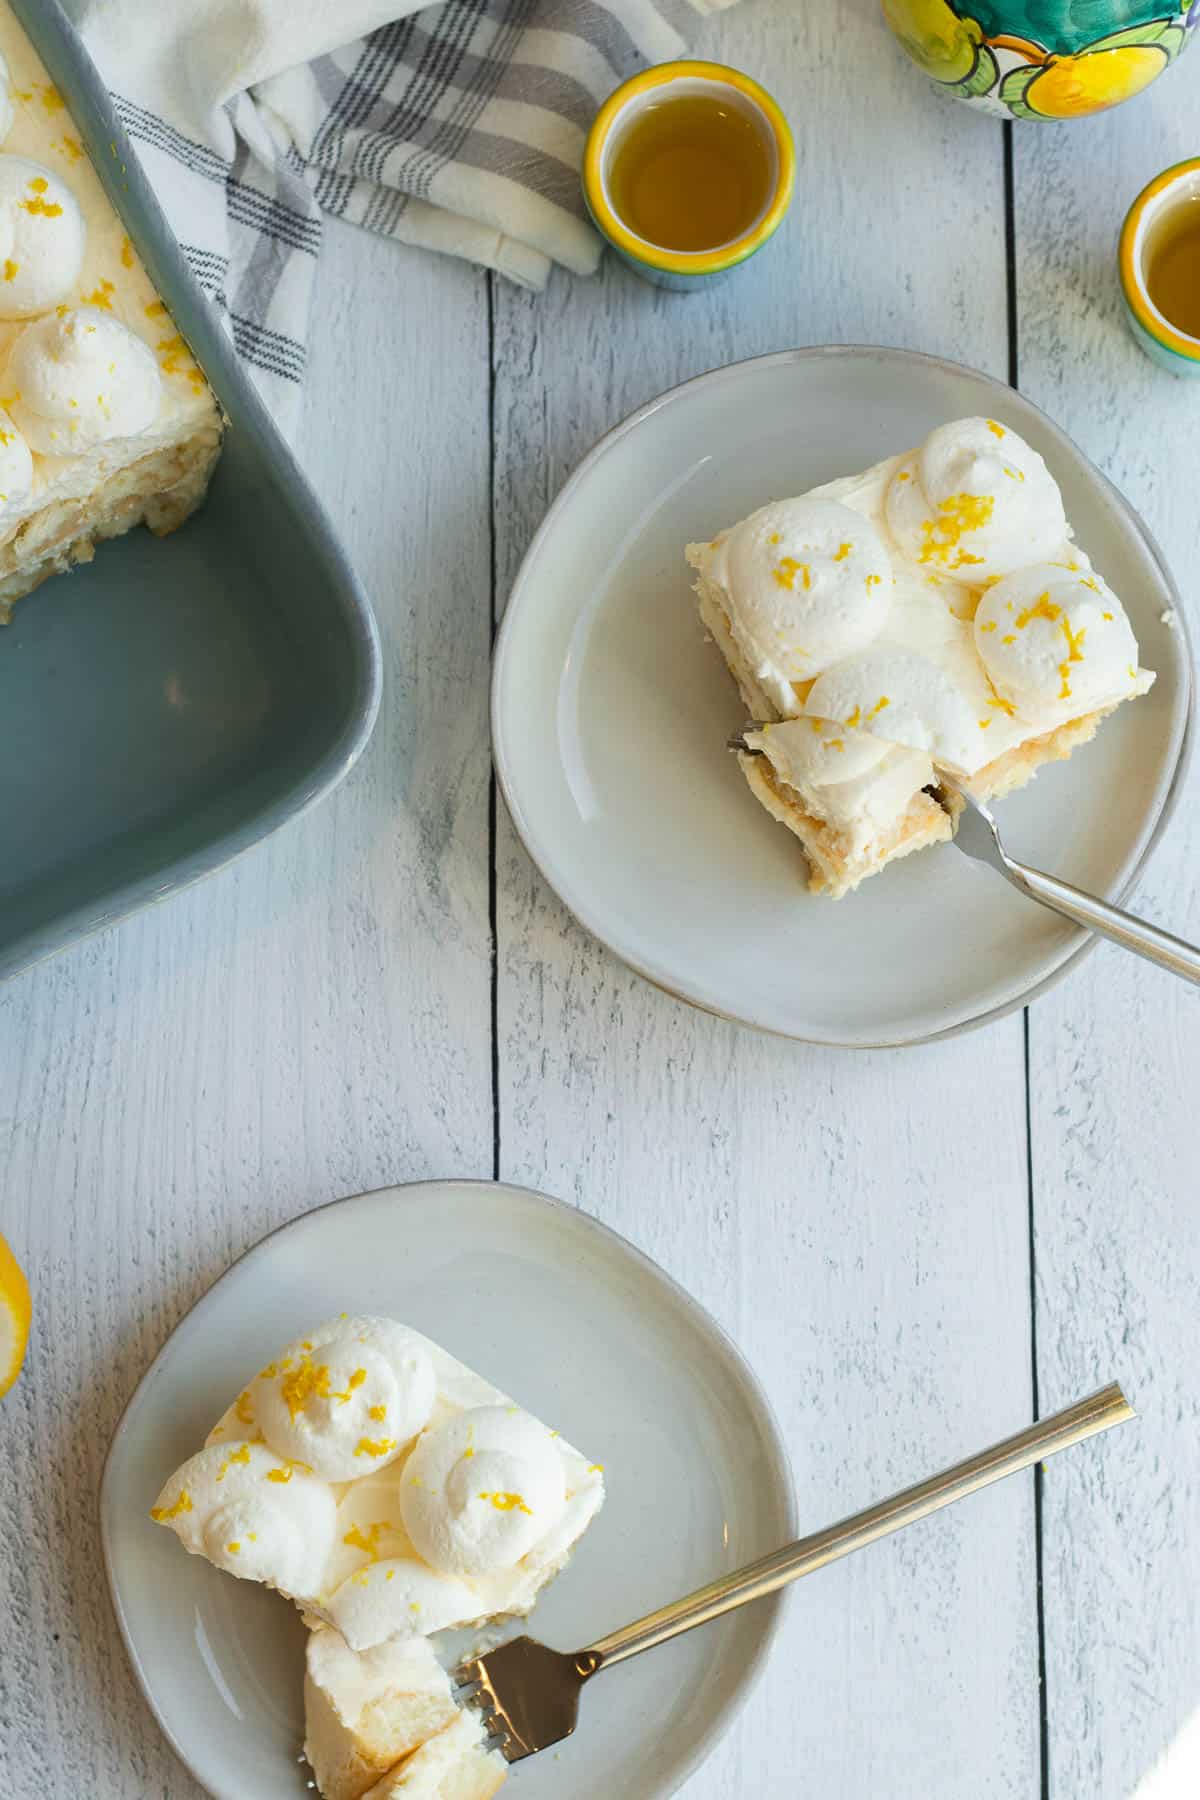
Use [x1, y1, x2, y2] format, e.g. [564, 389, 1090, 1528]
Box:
[806, 648, 985, 772]
[0, 404, 34, 524]
[974, 562, 1142, 711]
[746, 716, 935, 848]
[326, 1557, 479, 1652]
[250, 1316, 436, 1482]
[712, 496, 893, 707]
[399, 1405, 567, 1577]
[0, 157, 85, 318]
[885, 418, 1070, 587]
[522, 1464, 608, 1575]
[0, 55, 13, 146]
[6, 308, 161, 452]
[150, 1441, 336, 1600]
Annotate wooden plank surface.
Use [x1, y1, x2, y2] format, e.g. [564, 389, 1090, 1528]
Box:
[491, 6, 1039, 1794]
[4, 4, 1198, 1797]
[1015, 66, 1200, 1800]
[0, 231, 495, 1796]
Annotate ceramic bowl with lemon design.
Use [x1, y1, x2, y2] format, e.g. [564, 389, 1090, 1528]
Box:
[882, 0, 1197, 119]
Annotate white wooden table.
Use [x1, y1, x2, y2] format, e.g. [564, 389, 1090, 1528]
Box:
[3, 5, 1199, 1795]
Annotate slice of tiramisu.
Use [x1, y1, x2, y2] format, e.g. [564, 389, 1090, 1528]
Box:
[152, 1314, 606, 1798]
[689, 417, 1154, 895]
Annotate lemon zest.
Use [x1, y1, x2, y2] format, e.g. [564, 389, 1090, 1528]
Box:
[151, 1489, 193, 1522]
[216, 1445, 251, 1481]
[355, 1436, 397, 1458]
[478, 1491, 532, 1515]
[919, 492, 994, 569]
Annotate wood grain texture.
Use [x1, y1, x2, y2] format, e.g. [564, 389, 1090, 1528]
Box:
[0, 227, 494, 1797]
[6, 6, 1197, 1797]
[491, 4, 1039, 1794]
[1015, 68, 1200, 1800]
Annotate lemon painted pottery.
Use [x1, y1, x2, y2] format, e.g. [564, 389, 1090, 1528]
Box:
[882, 0, 1197, 118]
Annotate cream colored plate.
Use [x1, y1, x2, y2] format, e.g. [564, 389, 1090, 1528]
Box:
[101, 1181, 795, 1799]
[492, 347, 1192, 1046]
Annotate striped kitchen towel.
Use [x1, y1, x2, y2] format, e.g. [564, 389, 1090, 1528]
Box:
[64, 0, 736, 431]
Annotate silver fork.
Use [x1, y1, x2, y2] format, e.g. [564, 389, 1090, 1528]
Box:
[456, 1383, 1132, 1764]
[938, 775, 1200, 987]
[729, 727, 1200, 988]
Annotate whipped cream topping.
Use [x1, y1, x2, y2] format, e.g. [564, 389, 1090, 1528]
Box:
[781, 437, 1153, 777]
[0, 401, 33, 522]
[0, 7, 220, 567]
[746, 716, 935, 849]
[975, 562, 1141, 712]
[326, 1557, 480, 1652]
[708, 495, 893, 709]
[156, 1316, 606, 1653]
[696, 410, 1159, 857]
[806, 647, 984, 772]
[521, 1470, 606, 1574]
[885, 417, 1071, 587]
[150, 1441, 337, 1600]
[6, 305, 161, 451]
[0, 155, 85, 318]
[250, 1316, 437, 1482]
[400, 1405, 567, 1578]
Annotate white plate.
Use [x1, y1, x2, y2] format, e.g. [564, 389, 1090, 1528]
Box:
[492, 347, 1193, 1047]
[101, 1181, 795, 1800]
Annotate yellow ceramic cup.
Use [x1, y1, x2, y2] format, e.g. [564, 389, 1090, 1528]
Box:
[582, 60, 794, 290]
[1119, 157, 1200, 377]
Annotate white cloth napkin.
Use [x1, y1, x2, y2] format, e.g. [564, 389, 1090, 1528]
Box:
[63, 0, 734, 431]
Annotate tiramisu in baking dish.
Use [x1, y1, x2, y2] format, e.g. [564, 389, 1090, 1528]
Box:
[0, 2, 220, 620]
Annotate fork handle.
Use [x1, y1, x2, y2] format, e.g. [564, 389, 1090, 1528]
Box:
[581, 1384, 1132, 1673]
[999, 859, 1200, 987]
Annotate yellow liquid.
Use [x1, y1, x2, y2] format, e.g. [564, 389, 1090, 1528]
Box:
[1145, 199, 1200, 340]
[607, 93, 772, 254]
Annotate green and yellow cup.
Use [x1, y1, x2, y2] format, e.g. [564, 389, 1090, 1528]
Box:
[582, 60, 794, 291]
[1119, 158, 1200, 377]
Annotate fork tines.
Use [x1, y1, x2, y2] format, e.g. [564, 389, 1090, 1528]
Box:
[453, 1660, 517, 1763]
[452, 1659, 482, 1699]
[728, 722, 768, 754]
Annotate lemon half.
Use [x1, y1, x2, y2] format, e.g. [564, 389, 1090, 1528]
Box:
[0, 1229, 31, 1397]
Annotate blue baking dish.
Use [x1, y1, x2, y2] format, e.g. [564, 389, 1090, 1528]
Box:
[0, 0, 382, 980]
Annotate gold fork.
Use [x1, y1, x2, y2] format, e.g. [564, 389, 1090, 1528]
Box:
[456, 1383, 1133, 1764]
